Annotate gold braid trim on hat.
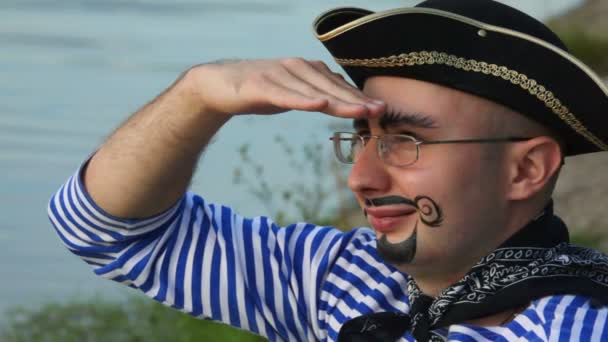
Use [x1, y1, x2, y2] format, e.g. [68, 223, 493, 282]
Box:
[336, 51, 608, 151]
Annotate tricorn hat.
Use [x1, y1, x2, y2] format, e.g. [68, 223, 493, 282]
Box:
[313, 0, 608, 156]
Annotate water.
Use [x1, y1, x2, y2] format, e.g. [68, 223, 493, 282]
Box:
[0, 0, 583, 317]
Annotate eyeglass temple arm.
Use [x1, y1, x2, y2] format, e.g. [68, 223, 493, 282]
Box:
[419, 137, 533, 145]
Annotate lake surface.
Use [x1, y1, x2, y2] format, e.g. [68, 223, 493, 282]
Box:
[0, 0, 583, 317]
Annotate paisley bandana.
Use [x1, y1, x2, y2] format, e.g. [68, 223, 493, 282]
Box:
[338, 203, 608, 342]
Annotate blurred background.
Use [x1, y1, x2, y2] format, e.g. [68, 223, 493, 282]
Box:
[1, 0, 607, 340]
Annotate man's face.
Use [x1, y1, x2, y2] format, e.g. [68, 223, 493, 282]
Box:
[350, 76, 512, 277]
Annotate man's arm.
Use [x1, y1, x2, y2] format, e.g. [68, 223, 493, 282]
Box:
[84, 59, 385, 219]
[49, 58, 392, 340]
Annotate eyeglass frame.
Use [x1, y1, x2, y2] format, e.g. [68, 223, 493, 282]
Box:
[329, 131, 534, 167]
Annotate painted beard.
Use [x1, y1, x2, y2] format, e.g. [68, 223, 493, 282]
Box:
[377, 222, 418, 265]
[365, 195, 443, 265]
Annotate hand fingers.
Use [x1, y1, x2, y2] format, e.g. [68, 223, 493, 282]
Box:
[308, 61, 388, 116]
[260, 76, 371, 118]
[308, 61, 387, 117]
[282, 58, 368, 104]
[262, 67, 373, 117]
[309, 60, 351, 87]
[280, 58, 385, 116]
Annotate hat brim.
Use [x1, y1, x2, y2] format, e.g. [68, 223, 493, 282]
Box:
[313, 7, 608, 156]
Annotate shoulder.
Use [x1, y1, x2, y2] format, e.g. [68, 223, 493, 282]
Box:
[322, 226, 410, 307]
[459, 295, 608, 341]
[521, 294, 608, 341]
[327, 226, 395, 275]
[316, 227, 411, 339]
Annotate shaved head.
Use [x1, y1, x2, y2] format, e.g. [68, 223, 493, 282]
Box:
[480, 102, 564, 198]
[486, 104, 561, 143]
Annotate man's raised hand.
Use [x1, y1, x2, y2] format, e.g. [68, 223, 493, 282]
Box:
[83, 58, 384, 218]
[186, 58, 386, 119]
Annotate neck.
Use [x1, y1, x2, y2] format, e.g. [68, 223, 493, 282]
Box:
[404, 267, 469, 297]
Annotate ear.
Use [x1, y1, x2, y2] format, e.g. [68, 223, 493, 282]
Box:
[506, 137, 563, 200]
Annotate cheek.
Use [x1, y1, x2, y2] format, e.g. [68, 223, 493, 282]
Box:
[404, 151, 503, 226]
[391, 160, 466, 202]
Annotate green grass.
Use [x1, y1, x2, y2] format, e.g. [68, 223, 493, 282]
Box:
[0, 296, 267, 342]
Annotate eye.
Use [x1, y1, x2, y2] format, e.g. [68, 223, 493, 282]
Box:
[380, 135, 418, 165]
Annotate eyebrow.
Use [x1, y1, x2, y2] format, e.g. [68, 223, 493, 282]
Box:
[380, 110, 439, 130]
[352, 109, 439, 131]
[353, 118, 368, 131]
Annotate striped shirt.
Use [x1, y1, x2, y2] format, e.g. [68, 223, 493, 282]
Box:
[48, 167, 608, 341]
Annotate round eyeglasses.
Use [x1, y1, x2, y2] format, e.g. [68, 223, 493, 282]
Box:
[330, 132, 533, 167]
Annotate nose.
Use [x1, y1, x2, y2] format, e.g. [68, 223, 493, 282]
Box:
[347, 138, 391, 196]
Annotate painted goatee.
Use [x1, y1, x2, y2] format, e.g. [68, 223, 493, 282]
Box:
[377, 223, 417, 265]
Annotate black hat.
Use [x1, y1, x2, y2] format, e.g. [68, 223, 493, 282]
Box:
[313, 0, 608, 156]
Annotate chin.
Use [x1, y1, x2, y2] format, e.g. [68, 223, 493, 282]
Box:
[375, 223, 418, 265]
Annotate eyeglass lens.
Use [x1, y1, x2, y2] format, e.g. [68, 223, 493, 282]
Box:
[332, 133, 418, 166]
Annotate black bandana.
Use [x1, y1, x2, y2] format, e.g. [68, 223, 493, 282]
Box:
[338, 203, 608, 342]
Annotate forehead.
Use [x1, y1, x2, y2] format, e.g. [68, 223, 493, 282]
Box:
[360, 76, 504, 131]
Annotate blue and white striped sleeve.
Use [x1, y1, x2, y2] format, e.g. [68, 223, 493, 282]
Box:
[47, 165, 392, 341]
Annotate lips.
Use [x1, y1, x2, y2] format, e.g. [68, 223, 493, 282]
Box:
[365, 206, 417, 233]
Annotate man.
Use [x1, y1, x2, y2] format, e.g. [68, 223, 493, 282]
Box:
[48, 0, 608, 341]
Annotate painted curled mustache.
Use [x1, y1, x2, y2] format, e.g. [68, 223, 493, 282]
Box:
[365, 195, 416, 208]
[364, 195, 444, 227]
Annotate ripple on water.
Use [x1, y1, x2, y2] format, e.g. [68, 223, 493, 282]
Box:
[0, 0, 295, 16]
